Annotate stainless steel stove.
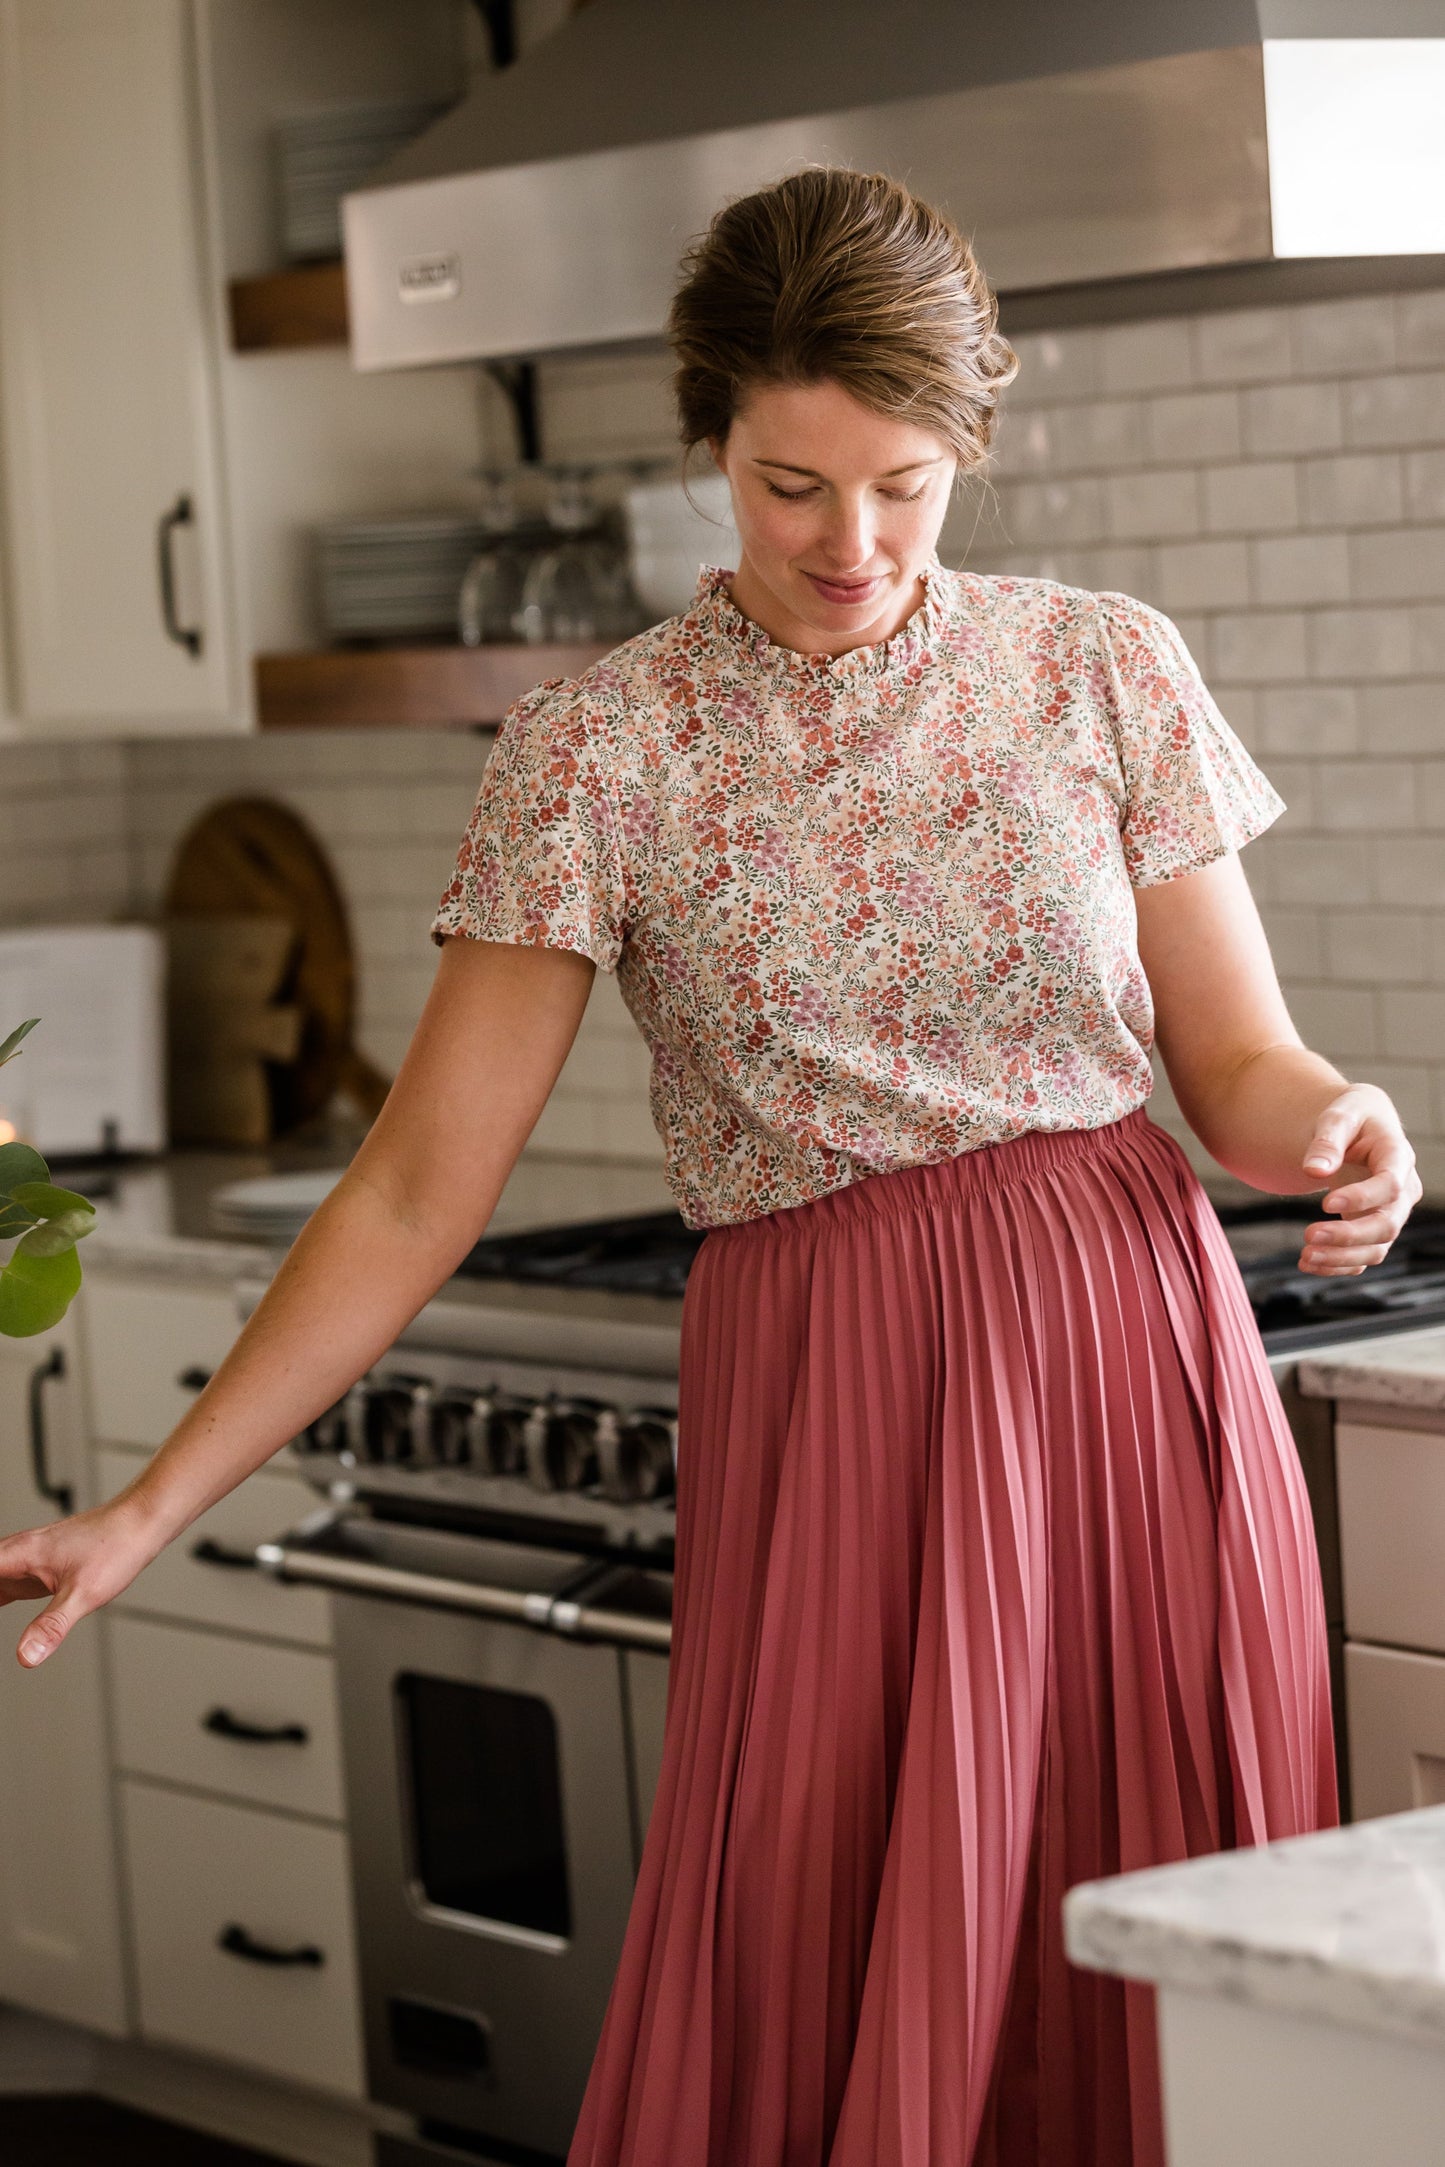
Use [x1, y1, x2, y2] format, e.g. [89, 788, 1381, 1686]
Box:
[254, 1187, 1445, 2165]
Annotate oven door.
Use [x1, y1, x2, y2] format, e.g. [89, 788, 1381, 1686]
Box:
[259, 1509, 672, 2161]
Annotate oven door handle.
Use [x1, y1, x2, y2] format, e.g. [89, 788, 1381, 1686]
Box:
[254, 1533, 673, 1652]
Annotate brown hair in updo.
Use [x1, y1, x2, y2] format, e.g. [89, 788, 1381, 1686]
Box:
[667, 165, 1020, 477]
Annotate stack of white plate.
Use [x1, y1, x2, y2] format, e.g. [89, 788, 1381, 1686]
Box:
[316, 515, 490, 642]
[624, 471, 740, 620]
[209, 1170, 343, 1243]
[273, 99, 452, 262]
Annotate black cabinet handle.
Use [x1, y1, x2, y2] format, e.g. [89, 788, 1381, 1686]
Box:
[28, 1348, 73, 1517]
[203, 1706, 309, 1746]
[217, 1923, 323, 1968]
[157, 493, 203, 658]
[177, 1366, 213, 1392]
[190, 1536, 258, 1571]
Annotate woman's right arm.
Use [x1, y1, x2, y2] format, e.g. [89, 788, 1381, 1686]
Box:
[0, 932, 599, 1668]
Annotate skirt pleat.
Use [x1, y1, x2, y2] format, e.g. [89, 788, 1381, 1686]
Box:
[566, 1105, 1339, 2167]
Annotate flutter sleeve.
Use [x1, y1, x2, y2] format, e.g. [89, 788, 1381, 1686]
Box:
[430, 678, 629, 971]
[1094, 588, 1287, 888]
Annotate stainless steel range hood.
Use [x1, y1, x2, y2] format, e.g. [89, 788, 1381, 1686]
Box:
[341, 0, 1445, 370]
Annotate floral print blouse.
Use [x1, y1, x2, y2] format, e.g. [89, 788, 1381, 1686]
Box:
[431, 556, 1286, 1229]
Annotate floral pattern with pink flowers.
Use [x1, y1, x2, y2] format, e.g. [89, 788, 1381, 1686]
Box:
[431, 557, 1285, 1229]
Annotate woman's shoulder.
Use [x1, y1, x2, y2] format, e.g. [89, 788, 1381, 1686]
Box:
[946, 564, 1178, 672]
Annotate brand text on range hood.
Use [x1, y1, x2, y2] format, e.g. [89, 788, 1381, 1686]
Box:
[341, 0, 1445, 371]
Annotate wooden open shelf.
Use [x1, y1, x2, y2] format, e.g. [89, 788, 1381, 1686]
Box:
[228, 261, 349, 351]
[255, 642, 612, 731]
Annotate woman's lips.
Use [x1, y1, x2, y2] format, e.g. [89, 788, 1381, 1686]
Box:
[803, 570, 886, 607]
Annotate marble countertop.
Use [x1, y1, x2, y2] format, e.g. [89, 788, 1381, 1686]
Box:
[59, 1123, 678, 1288]
[1296, 1326, 1445, 1417]
[1064, 1803, 1445, 2051]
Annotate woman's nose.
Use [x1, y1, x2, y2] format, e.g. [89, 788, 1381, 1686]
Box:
[818, 497, 874, 571]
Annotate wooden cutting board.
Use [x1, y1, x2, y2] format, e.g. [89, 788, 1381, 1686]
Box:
[163, 795, 391, 1135]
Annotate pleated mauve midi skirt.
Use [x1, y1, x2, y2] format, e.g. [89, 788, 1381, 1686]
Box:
[566, 1104, 1340, 2167]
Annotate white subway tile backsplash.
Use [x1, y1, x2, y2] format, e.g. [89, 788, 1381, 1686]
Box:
[1249, 533, 1351, 607]
[1381, 986, 1445, 1059]
[1309, 606, 1415, 681]
[1273, 827, 1377, 897]
[1213, 610, 1310, 682]
[1291, 293, 1397, 377]
[1396, 292, 1445, 367]
[1342, 372, 1445, 451]
[1145, 389, 1243, 465]
[1193, 306, 1293, 385]
[1284, 985, 1379, 1060]
[1258, 907, 1324, 978]
[1416, 760, 1445, 827]
[1412, 605, 1445, 675]
[1312, 760, 1415, 830]
[1103, 469, 1200, 542]
[1098, 317, 1195, 394]
[1154, 538, 1250, 610]
[1258, 686, 1359, 756]
[1242, 381, 1344, 457]
[988, 479, 1107, 546]
[1350, 526, 1445, 602]
[1404, 451, 1445, 523]
[1360, 681, 1445, 754]
[1203, 461, 1299, 534]
[1040, 399, 1148, 475]
[1374, 839, 1445, 908]
[1300, 453, 1404, 529]
[1005, 326, 1103, 405]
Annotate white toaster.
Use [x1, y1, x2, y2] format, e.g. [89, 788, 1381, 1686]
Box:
[0, 923, 166, 1156]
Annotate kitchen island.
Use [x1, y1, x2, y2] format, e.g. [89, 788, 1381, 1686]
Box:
[1065, 1801, 1445, 2166]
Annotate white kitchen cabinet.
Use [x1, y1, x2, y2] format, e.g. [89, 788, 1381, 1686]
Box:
[0, 1316, 129, 2034]
[0, 0, 238, 733]
[119, 1777, 365, 2098]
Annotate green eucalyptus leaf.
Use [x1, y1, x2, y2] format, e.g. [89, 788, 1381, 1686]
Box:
[17, 1211, 95, 1258]
[0, 1242, 81, 1337]
[0, 1018, 39, 1068]
[0, 1203, 36, 1239]
[10, 1182, 96, 1221]
[0, 1140, 49, 1196]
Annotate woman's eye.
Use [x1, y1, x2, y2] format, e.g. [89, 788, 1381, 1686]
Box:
[764, 483, 817, 501]
[884, 485, 929, 503]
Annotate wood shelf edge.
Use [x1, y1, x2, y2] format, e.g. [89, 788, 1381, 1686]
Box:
[254, 643, 613, 731]
[228, 261, 350, 351]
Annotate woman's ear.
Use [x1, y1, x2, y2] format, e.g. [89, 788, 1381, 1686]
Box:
[706, 434, 727, 475]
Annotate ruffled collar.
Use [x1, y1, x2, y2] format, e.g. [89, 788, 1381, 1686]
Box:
[689, 555, 952, 682]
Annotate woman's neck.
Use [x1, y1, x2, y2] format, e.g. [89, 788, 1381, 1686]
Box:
[724, 554, 931, 658]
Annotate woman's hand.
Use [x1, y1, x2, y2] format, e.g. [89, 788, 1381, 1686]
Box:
[0, 1493, 166, 1668]
[1298, 1082, 1422, 1278]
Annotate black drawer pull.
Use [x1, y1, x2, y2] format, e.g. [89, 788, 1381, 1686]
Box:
[217, 1923, 323, 1968]
[177, 1366, 213, 1392]
[190, 1537, 258, 1571]
[203, 1706, 309, 1746]
[157, 493, 203, 658]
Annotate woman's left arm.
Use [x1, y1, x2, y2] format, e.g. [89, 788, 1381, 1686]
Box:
[1133, 850, 1423, 1278]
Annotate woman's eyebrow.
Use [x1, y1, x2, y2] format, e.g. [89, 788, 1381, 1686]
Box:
[752, 457, 942, 479]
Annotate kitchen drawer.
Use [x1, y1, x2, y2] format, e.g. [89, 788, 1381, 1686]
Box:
[119, 1777, 363, 2099]
[108, 1613, 343, 1821]
[80, 1277, 243, 1447]
[1337, 1419, 1445, 1654]
[96, 1449, 331, 1648]
[1345, 1640, 1445, 1822]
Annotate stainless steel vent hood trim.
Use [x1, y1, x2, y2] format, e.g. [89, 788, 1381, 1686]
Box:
[341, 0, 1443, 371]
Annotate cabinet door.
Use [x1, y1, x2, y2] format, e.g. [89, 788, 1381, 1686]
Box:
[0, 0, 236, 731]
[0, 1318, 129, 2033]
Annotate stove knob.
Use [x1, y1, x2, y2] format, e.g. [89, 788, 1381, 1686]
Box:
[430, 1389, 488, 1469]
[363, 1377, 430, 1466]
[524, 1396, 601, 1492]
[598, 1408, 677, 1502]
[482, 1395, 531, 1477]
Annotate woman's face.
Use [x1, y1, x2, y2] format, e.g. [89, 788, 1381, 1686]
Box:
[708, 377, 957, 655]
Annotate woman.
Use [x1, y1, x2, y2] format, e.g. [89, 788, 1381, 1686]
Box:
[0, 168, 1422, 2165]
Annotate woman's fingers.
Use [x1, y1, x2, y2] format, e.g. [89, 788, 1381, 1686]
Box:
[1299, 1083, 1421, 1276]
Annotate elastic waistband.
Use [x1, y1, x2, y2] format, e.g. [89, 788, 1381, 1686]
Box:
[704, 1105, 1169, 1248]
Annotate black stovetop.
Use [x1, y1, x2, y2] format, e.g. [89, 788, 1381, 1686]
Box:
[455, 1197, 1445, 1358]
